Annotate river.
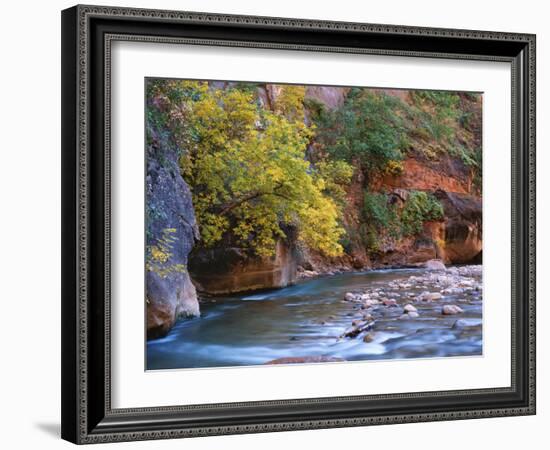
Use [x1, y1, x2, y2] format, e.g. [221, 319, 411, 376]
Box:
[147, 267, 482, 370]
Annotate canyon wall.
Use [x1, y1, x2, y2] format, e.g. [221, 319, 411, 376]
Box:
[146, 119, 201, 339]
[298, 87, 482, 275]
[189, 239, 297, 295]
[146, 82, 483, 338]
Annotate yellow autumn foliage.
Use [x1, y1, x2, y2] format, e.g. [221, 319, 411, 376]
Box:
[151, 80, 351, 258]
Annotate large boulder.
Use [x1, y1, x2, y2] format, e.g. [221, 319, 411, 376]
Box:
[146, 121, 200, 340]
[146, 271, 199, 339]
[434, 190, 482, 264]
[424, 259, 447, 271]
[189, 239, 298, 295]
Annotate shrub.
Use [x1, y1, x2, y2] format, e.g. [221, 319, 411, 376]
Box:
[361, 190, 444, 251]
[314, 160, 354, 205]
[400, 191, 444, 236]
[145, 228, 187, 278]
[363, 192, 395, 229]
[410, 90, 461, 142]
[448, 145, 482, 192]
[449, 144, 478, 168]
[384, 159, 404, 176]
[313, 90, 409, 178]
[274, 85, 307, 121]
[362, 192, 400, 250]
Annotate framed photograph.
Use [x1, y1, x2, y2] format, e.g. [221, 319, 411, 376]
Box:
[61, 4, 536, 444]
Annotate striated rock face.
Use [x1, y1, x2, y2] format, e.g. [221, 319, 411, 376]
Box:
[189, 240, 298, 295]
[258, 84, 348, 112]
[146, 123, 200, 340]
[304, 86, 347, 110]
[375, 157, 472, 194]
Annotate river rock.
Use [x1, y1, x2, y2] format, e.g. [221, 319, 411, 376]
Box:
[382, 298, 398, 307]
[419, 292, 442, 301]
[452, 318, 482, 329]
[399, 311, 419, 319]
[265, 356, 345, 365]
[424, 259, 447, 271]
[345, 292, 356, 301]
[458, 265, 482, 277]
[300, 269, 319, 279]
[442, 304, 464, 315]
[363, 333, 376, 343]
[403, 304, 417, 313]
[442, 287, 464, 295]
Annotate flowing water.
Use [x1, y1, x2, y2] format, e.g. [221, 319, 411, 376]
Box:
[147, 268, 482, 370]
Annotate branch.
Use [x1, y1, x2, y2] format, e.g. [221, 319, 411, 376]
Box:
[217, 183, 290, 216]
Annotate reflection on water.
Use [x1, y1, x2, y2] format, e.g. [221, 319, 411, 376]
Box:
[147, 268, 482, 370]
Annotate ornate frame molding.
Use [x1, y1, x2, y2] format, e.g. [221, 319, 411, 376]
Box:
[61, 4, 536, 444]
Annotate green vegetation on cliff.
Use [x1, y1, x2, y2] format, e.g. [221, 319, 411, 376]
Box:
[146, 79, 481, 266]
[311, 88, 409, 178]
[362, 190, 444, 251]
[306, 87, 480, 256]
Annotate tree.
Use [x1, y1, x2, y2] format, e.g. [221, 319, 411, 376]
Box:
[312, 89, 409, 178]
[148, 80, 347, 258]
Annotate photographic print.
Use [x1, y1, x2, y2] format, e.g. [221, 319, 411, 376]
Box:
[145, 79, 483, 370]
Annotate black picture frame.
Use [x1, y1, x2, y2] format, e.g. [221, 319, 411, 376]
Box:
[61, 4, 536, 444]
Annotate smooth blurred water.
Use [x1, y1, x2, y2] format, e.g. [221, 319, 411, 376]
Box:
[147, 268, 482, 370]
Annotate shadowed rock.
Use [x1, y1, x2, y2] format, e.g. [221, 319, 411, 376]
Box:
[189, 239, 298, 295]
[434, 190, 482, 264]
[146, 104, 200, 340]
